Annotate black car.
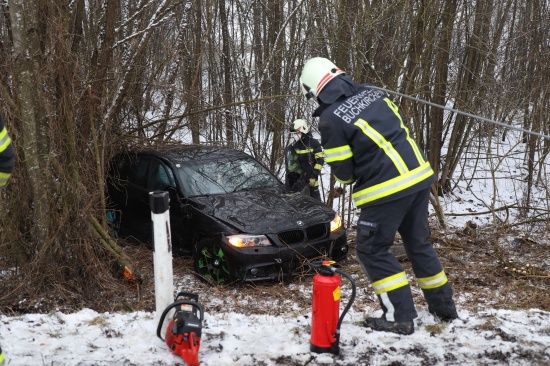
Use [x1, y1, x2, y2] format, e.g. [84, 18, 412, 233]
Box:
[106, 145, 348, 284]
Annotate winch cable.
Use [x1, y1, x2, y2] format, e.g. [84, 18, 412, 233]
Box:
[367, 85, 550, 141]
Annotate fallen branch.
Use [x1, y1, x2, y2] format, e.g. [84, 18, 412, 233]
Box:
[89, 214, 139, 283]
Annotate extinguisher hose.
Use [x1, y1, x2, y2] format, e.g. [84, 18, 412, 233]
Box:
[334, 269, 356, 335]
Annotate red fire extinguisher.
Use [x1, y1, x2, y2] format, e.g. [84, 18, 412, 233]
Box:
[310, 260, 356, 355]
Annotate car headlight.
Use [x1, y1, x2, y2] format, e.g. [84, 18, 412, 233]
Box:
[330, 213, 342, 233]
[227, 234, 271, 248]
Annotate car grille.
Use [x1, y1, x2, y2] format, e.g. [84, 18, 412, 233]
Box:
[277, 223, 328, 245]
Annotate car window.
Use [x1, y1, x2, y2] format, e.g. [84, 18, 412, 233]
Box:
[128, 158, 150, 188]
[176, 156, 280, 196]
[148, 159, 175, 191]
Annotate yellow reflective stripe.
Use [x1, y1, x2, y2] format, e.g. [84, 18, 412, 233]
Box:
[384, 98, 425, 164]
[353, 162, 433, 206]
[314, 152, 324, 159]
[372, 271, 409, 295]
[314, 163, 323, 170]
[355, 118, 408, 174]
[336, 176, 354, 184]
[0, 171, 10, 187]
[417, 270, 448, 289]
[0, 127, 11, 152]
[0, 351, 5, 366]
[295, 148, 313, 154]
[325, 145, 353, 162]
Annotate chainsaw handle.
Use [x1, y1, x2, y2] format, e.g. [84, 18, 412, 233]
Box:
[175, 292, 199, 302]
[156, 300, 204, 341]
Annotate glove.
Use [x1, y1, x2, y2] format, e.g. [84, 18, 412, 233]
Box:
[309, 178, 316, 187]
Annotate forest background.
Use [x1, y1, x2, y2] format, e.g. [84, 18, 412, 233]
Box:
[0, 0, 548, 313]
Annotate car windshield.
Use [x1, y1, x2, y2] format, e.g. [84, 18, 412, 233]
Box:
[176, 156, 281, 196]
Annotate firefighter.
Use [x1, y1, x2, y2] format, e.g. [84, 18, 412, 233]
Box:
[0, 113, 13, 366]
[289, 119, 324, 201]
[299, 57, 458, 335]
[0, 114, 14, 188]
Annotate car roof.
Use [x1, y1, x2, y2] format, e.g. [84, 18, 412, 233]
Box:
[128, 144, 251, 165]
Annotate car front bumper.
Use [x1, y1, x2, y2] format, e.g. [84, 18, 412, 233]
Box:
[221, 229, 348, 282]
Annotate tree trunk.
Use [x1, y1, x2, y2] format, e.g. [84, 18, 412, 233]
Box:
[439, 0, 491, 192]
[9, 0, 50, 257]
[219, 0, 234, 146]
[429, 0, 457, 189]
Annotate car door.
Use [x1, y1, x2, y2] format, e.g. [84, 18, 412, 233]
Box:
[146, 158, 194, 254]
[131, 155, 185, 243]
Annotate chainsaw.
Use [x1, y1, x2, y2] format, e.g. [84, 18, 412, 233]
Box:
[156, 292, 204, 366]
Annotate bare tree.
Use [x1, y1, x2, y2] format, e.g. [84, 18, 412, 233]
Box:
[0, 0, 197, 311]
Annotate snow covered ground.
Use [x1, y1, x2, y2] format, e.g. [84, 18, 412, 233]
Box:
[1, 302, 549, 365]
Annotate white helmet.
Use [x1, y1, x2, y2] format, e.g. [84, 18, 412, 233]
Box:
[299, 57, 345, 101]
[292, 119, 309, 134]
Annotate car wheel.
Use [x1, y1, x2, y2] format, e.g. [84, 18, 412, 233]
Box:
[193, 239, 231, 284]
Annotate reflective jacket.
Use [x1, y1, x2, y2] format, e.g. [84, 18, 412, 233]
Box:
[289, 133, 324, 187]
[0, 114, 14, 187]
[314, 85, 434, 208]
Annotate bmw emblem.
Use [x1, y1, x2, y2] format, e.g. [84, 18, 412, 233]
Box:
[297, 220, 304, 226]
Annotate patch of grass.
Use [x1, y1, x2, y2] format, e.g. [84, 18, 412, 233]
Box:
[478, 321, 496, 331]
[48, 331, 63, 338]
[424, 323, 446, 334]
[86, 316, 108, 327]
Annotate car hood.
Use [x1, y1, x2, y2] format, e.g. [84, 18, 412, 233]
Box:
[190, 187, 336, 234]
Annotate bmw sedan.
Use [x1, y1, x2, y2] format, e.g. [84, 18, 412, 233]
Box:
[106, 145, 348, 284]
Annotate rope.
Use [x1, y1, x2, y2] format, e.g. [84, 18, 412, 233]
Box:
[368, 86, 550, 140]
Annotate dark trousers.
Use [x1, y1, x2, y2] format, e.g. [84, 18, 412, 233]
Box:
[355, 187, 455, 322]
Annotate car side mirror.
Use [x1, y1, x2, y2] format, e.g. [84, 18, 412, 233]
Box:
[180, 203, 192, 219]
[165, 186, 192, 219]
[165, 185, 180, 203]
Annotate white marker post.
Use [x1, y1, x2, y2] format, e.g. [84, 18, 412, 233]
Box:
[150, 191, 174, 326]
